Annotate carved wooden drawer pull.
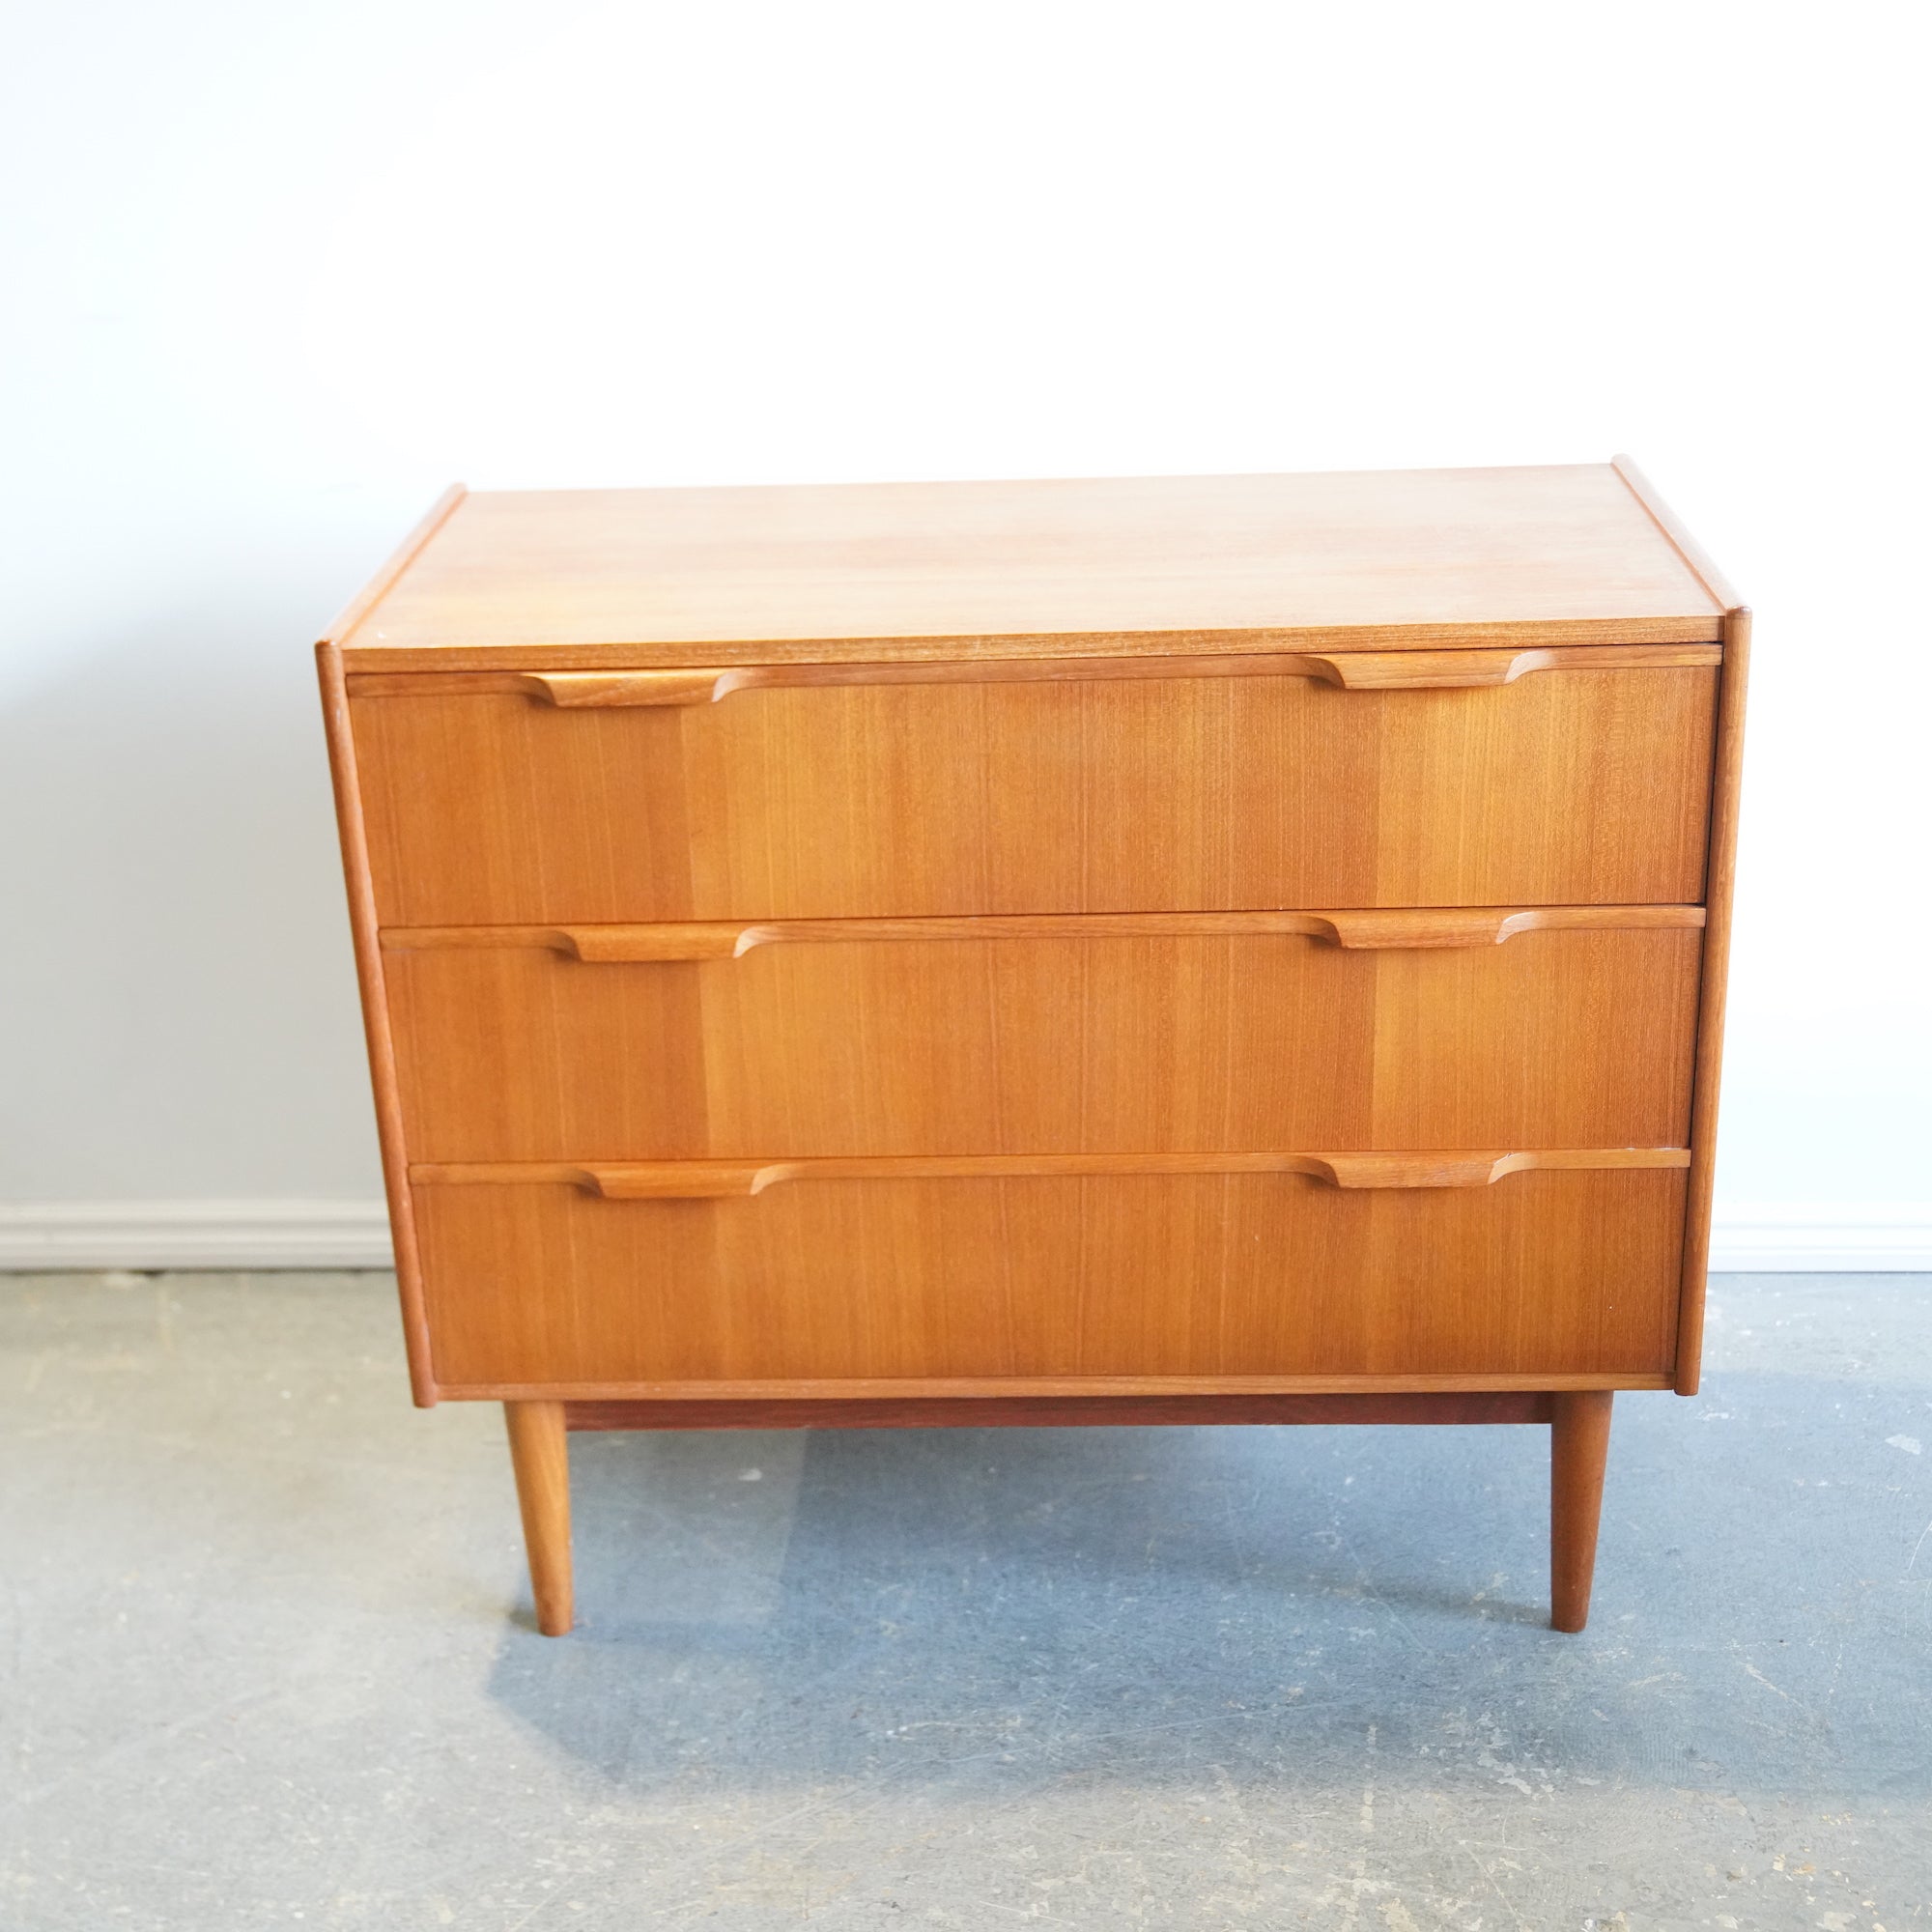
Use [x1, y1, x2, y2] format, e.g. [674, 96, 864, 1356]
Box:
[382, 904, 1705, 963]
[412, 1148, 1692, 1201]
[348, 641, 1720, 708]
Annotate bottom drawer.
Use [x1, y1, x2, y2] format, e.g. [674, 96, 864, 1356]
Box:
[412, 1165, 1686, 1391]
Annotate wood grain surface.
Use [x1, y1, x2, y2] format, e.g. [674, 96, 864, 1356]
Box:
[480, 1372, 1673, 1400]
[351, 665, 1718, 924]
[320, 484, 467, 648]
[1675, 607, 1752, 1391]
[411, 1166, 1688, 1389]
[346, 640, 1719, 704]
[315, 641, 437, 1405]
[502, 1400, 572, 1635]
[334, 467, 1724, 668]
[1612, 456, 1744, 611]
[561, 1392, 1558, 1430]
[384, 903, 1707, 959]
[413, 1148, 1690, 1197]
[1549, 1389, 1615, 1632]
[1610, 458, 1748, 1397]
[382, 922, 1702, 1161]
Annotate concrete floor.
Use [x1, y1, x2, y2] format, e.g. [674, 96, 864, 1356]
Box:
[1, 1274, 1928, 1930]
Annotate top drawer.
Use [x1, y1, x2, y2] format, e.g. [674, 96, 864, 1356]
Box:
[349, 650, 1719, 925]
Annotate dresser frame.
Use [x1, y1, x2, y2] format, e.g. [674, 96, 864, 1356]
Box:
[319, 460, 1747, 1637]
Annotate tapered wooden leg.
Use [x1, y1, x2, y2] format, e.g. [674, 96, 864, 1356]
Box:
[1549, 1390, 1613, 1633]
[504, 1400, 573, 1635]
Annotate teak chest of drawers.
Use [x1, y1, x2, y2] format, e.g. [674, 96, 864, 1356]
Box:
[319, 461, 1747, 1636]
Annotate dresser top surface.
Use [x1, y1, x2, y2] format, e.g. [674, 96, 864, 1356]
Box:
[332, 462, 1731, 668]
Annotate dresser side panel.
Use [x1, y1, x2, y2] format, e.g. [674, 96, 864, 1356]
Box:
[317, 641, 436, 1404]
[1675, 608, 1751, 1392]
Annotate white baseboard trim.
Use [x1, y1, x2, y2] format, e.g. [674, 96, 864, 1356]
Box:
[0, 1199, 1925, 1275]
[0, 1200, 394, 1271]
[1709, 1205, 1932, 1273]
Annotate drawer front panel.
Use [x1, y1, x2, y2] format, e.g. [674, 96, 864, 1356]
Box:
[384, 922, 1702, 1160]
[412, 1168, 1687, 1388]
[352, 667, 1717, 924]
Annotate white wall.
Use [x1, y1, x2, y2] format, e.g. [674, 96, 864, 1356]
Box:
[3, 1, 1927, 1261]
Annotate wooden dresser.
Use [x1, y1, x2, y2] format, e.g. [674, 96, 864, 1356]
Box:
[319, 462, 1747, 1636]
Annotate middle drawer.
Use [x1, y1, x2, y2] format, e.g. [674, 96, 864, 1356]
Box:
[383, 910, 1702, 1161]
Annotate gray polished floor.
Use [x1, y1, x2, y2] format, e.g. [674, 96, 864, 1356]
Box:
[1, 1269, 1927, 1929]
